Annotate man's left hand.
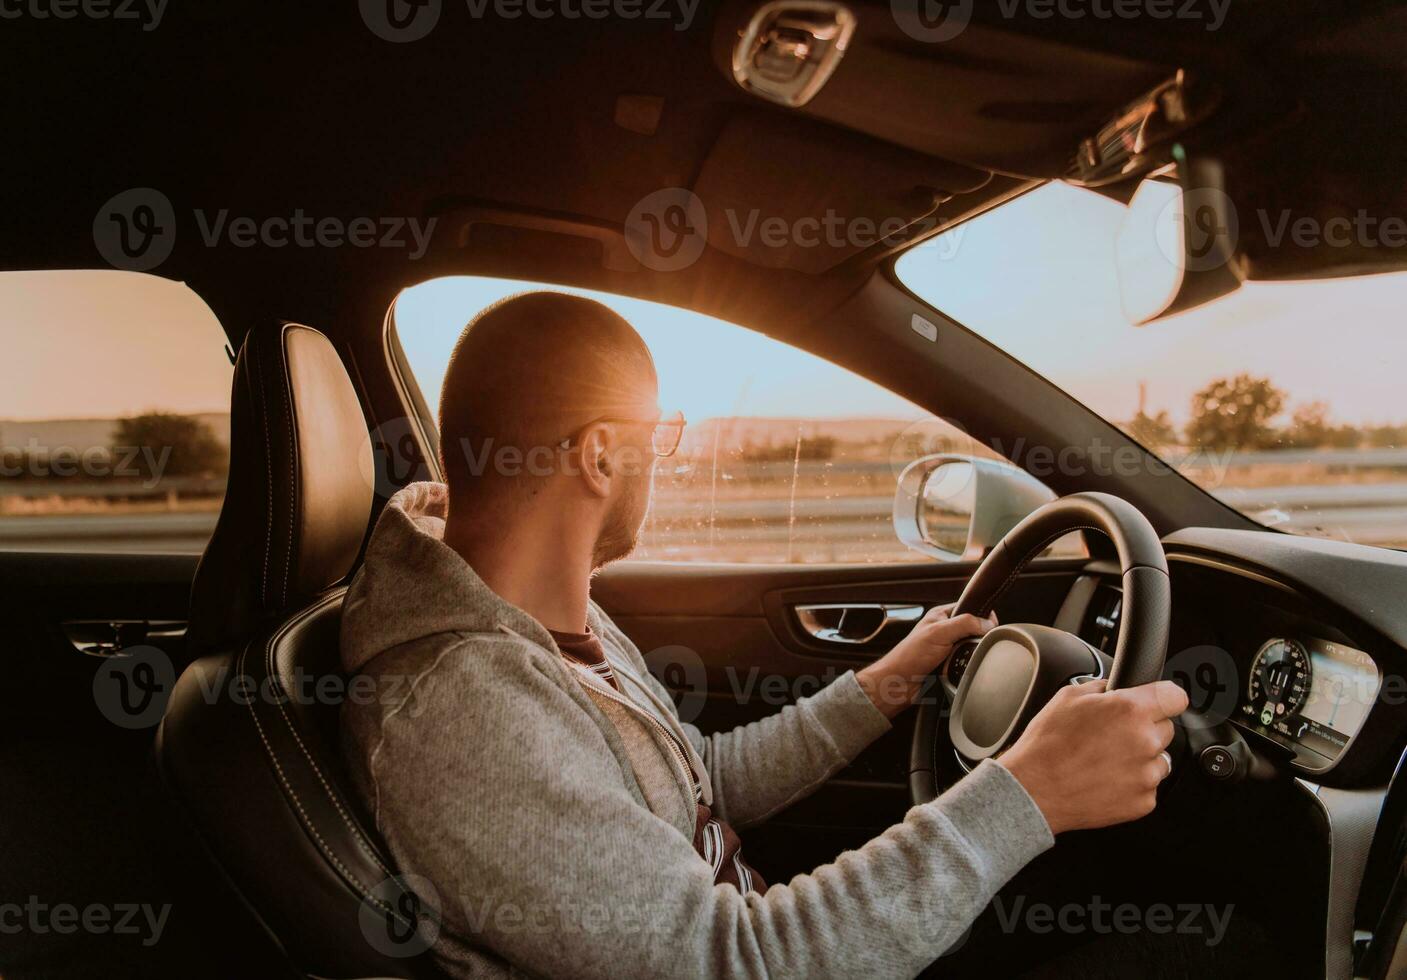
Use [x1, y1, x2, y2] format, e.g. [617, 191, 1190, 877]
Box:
[855, 604, 997, 719]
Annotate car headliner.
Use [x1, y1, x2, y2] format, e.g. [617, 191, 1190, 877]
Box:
[7, 0, 1406, 348]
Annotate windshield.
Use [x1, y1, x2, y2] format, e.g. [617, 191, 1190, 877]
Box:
[895, 182, 1407, 550]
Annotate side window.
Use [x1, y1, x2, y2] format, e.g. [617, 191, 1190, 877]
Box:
[392, 276, 1082, 564]
[0, 271, 231, 554]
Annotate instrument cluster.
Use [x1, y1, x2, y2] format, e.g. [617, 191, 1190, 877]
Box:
[1238, 635, 1379, 766]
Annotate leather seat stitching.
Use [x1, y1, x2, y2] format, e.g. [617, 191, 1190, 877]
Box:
[278, 325, 297, 607]
[250, 342, 275, 607]
[264, 593, 395, 878]
[237, 629, 385, 911]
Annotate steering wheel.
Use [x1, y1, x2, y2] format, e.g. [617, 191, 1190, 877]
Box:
[909, 492, 1171, 805]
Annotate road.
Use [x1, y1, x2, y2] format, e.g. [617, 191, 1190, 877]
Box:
[2, 482, 1404, 556]
[0, 512, 219, 554]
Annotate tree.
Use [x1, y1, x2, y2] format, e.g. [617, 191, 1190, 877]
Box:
[111, 413, 227, 479]
[1281, 402, 1362, 449]
[1366, 424, 1407, 448]
[1185, 374, 1285, 451]
[742, 436, 837, 463]
[1126, 409, 1178, 449]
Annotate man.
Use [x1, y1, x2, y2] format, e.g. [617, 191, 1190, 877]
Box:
[340, 291, 1187, 977]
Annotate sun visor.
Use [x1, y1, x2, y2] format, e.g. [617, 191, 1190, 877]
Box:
[691, 112, 989, 274]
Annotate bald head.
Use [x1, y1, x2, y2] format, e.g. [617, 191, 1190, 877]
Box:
[438, 292, 658, 503]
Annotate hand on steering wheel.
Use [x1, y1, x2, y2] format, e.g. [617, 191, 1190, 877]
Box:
[1000, 677, 1188, 833]
[856, 605, 997, 719]
[908, 492, 1189, 832]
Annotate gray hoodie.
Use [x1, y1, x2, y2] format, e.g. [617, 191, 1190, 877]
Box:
[340, 482, 1054, 978]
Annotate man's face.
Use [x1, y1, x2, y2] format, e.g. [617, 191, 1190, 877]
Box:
[590, 402, 660, 571]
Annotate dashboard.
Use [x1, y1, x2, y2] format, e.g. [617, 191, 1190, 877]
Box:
[1241, 635, 1378, 765]
[1055, 541, 1404, 784]
[932, 525, 1407, 977]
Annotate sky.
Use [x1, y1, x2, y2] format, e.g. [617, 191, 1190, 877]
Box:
[393, 277, 927, 423]
[399, 183, 1405, 431]
[897, 182, 1407, 427]
[0, 270, 232, 420]
[10, 182, 1402, 433]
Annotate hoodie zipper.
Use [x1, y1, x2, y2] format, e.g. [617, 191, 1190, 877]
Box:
[497, 623, 700, 807]
[576, 669, 700, 804]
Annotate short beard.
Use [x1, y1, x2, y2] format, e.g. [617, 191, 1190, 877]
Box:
[592, 472, 648, 571]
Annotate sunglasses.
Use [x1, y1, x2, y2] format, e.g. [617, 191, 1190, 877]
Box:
[556, 410, 686, 458]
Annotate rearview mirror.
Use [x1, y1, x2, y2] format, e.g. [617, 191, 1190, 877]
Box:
[1115, 157, 1245, 324]
[894, 455, 1056, 561]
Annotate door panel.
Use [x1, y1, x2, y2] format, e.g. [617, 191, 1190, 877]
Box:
[0, 553, 271, 979]
[594, 557, 1087, 882]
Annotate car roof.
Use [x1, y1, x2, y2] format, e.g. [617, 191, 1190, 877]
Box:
[8, 0, 1406, 342]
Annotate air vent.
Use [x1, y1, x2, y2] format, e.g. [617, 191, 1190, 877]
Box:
[732, 1, 856, 108]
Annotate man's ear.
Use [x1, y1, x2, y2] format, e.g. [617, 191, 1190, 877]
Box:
[578, 424, 613, 499]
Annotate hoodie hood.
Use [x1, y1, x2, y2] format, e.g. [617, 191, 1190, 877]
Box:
[340, 481, 560, 674]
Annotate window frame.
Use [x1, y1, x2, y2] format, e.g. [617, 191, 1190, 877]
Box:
[382, 277, 1086, 567]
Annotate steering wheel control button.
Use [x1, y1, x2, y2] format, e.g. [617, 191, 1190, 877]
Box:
[947, 641, 976, 685]
[1200, 745, 1238, 780]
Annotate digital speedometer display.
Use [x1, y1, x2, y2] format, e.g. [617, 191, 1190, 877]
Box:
[1248, 638, 1311, 725]
[1240, 636, 1379, 763]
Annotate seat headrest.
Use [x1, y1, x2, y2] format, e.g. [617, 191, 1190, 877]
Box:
[188, 323, 372, 654]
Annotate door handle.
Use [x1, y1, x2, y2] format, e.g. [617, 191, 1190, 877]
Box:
[793, 603, 925, 645]
[61, 619, 186, 657]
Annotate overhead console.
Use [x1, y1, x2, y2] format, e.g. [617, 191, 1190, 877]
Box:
[713, 0, 1175, 176]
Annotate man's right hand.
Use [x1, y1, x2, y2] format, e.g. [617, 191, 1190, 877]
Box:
[997, 679, 1189, 835]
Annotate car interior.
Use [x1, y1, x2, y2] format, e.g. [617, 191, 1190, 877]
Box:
[6, 1, 1407, 977]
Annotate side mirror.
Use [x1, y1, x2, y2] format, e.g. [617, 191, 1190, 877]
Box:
[1115, 156, 1245, 324]
[893, 455, 1056, 561]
